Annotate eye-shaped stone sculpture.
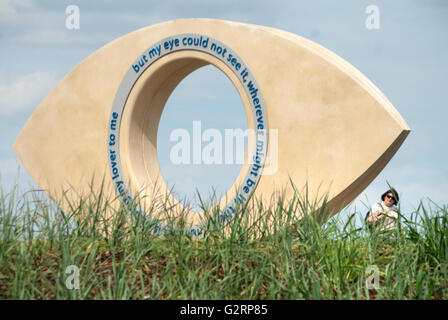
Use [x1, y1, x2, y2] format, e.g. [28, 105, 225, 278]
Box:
[14, 19, 410, 232]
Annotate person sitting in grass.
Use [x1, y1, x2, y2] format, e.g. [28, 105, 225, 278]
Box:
[366, 188, 399, 232]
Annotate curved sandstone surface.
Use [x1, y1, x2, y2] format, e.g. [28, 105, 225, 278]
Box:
[14, 18, 410, 226]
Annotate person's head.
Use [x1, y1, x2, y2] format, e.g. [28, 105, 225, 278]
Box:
[381, 188, 399, 207]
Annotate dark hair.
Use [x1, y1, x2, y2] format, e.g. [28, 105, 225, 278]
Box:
[381, 188, 399, 204]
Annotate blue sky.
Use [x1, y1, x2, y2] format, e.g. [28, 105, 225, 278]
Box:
[0, 0, 447, 219]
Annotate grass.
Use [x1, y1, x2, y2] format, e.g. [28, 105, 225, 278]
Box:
[0, 182, 447, 300]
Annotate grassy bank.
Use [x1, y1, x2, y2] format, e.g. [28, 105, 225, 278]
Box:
[0, 185, 447, 299]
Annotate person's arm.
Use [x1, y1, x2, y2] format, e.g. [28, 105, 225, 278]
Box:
[367, 212, 384, 225]
[374, 212, 385, 226]
[366, 212, 375, 224]
[386, 209, 399, 227]
[366, 203, 384, 225]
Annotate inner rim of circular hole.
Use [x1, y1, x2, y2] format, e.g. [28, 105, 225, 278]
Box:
[157, 64, 248, 213]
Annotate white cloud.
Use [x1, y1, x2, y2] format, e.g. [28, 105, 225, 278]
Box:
[0, 71, 57, 116]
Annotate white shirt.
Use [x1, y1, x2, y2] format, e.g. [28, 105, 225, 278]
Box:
[369, 202, 398, 231]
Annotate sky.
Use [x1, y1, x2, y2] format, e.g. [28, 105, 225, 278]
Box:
[0, 0, 447, 221]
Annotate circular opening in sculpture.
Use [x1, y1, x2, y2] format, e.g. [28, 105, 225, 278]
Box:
[119, 50, 258, 225]
[110, 35, 269, 231]
[157, 65, 248, 212]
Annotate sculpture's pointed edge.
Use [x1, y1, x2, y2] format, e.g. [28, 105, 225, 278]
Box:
[326, 128, 411, 217]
